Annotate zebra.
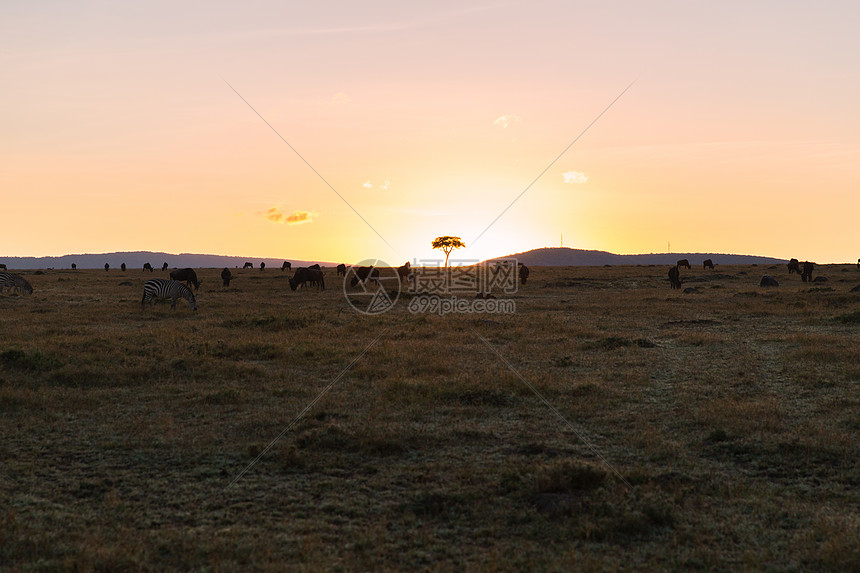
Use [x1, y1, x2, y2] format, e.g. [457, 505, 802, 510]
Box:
[141, 279, 197, 311]
[0, 272, 33, 295]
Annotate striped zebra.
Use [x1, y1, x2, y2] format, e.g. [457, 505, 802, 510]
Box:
[0, 272, 33, 295]
[141, 279, 197, 311]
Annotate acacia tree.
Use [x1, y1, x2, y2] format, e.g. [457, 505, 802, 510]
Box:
[431, 236, 466, 267]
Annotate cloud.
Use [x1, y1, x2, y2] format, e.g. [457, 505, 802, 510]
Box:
[265, 207, 314, 225]
[286, 210, 313, 225]
[362, 178, 391, 191]
[328, 92, 351, 105]
[493, 114, 521, 128]
[563, 170, 588, 184]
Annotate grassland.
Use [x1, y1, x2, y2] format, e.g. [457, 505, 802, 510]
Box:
[1, 263, 859, 571]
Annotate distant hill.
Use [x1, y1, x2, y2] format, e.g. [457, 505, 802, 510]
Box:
[0, 251, 340, 270]
[1, 247, 791, 271]
[484, 247, 787, 266]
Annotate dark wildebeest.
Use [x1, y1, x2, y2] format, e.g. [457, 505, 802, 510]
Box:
[668, 265, 682, 289]
[787, 258, 800, 274]
[760, 275, 779, 287]
[289, 267, 325, 291]
[121, 263, 126, 272]
[308, 264, 321, 270]
[676, 259, 691, 270]
[0, 264, 6, 270]
[161, 262, 168, 271]
[703, 259, 714, 270]
[337, 263, 346, 276]
[800, 261, 814, 282]
[260, 261, 266, 271]
[243, 262, 253, 269]
[104, 263, 110, 271]
[221, 267, 232, 287]
[143, 262, 153, 272]
[350, 266, 379, 288]
[71, 263, 77, 270]
[519, 263, 530, 285]
[169, 268, 200, 290]
[281, 261, 291, 272]
[397, 261, 411, 281]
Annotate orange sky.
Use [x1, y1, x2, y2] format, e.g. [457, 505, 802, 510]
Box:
[3, 1, 859, 264]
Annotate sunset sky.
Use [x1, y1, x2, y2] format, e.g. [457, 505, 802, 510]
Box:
[3, 1, 859, 264]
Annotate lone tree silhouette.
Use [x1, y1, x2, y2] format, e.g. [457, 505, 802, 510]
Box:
[431, 236, 465, 267]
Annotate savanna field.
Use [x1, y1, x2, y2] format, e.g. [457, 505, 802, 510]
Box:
[1, 263, 859, 571]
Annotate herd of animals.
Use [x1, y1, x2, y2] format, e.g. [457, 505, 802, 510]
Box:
[2, 257, 859, 311]
[667, 257, 850, 290]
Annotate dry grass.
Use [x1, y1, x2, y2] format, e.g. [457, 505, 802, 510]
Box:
[1, 263, 859, 570]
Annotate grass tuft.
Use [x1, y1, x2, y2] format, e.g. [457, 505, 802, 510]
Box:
[534, 460, 607, 494]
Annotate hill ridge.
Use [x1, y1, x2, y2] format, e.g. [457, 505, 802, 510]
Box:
[483, 247, 787, 266]
[0, 251, 341, 270]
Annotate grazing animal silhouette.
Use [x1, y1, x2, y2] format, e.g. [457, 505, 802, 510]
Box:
[518, 263, 530, 285]
[161, 262, 168, 271]
[676, 259, 691, 269]
[703, 259, 714, 270]
[221, 268, 232, 287]
[0, 272, 33, 295]
[760, 275, 779, 287]
[281, 261, 291, 271]
[397, 261, 411, 281]
[141, 279, 197, 311]
[243, 262, 253, 269]
[71, 263, 77, 270]
[0, 264, 6, 270]
[104, 263, 110, 272]
[121, 263, 126, 272]
[787, 258, 800, 274]
[169, 268, 200, 290]
[289, 267, 325, 291]
[350, 266, 379, 288]
[260, 261, 266, 271]
[143, 262, 153, 272]
[337, 263, 347, 276]
[668, 265, 682, 289]
[800, 261, 814, 282]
